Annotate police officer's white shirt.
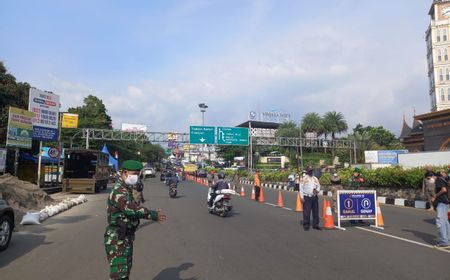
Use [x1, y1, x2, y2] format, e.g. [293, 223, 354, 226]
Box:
[299, 175, 321, 199]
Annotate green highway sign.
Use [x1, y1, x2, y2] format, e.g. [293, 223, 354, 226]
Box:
[216, 127, 249, 146]
[189, 126, 215, 144]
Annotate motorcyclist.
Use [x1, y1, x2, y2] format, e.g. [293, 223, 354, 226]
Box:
[166, 171, 179, 186]
[208, 172, 229, 209]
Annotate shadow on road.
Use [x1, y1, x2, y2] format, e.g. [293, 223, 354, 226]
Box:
[403, 228, 436, 244]
[153, 262, 197, 280]
[45, 215, 92, 226]
[0, 233, 52, 268]
[423, 218, 435, 225]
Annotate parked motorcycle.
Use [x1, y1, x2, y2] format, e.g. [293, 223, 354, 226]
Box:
[207, 188, 235, 217]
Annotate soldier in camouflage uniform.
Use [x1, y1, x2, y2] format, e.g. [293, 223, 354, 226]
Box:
[104, 160, 167, 280]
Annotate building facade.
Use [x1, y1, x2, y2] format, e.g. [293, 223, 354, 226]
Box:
[427, 0, 450, 111]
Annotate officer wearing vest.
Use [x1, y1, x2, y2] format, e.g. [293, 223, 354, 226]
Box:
[104, 160, 167, 280]
[300, 166, 321, 231]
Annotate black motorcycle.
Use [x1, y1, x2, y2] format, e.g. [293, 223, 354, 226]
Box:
[169, 182, 177, 198]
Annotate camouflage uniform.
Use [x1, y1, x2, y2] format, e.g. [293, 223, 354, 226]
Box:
[104, 179, 158, 279]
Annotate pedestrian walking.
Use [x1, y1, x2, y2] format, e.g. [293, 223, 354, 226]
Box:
[300, 166, 321, 231]
[431, 170, 450, 248]
[104, 160, 167, 279]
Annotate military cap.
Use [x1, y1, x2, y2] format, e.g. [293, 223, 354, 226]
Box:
[353, 167, 362, 173]
[122, 160, 143, 171]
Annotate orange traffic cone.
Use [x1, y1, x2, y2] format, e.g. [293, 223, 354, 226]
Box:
[250, 187, 255, 200]
[295, 192, 303, 212]
[324, 201, 335, 229]
[322, 198, 328, 219]
[240, 186, 245, 197]
[277, 190, 284, 207]
[376, 202, 385, 227]
[259, 187, 265, 203]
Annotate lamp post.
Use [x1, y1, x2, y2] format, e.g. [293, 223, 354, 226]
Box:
[198, 103, 208, 164]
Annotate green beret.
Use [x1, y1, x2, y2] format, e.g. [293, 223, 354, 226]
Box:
[353, 167, 362, 173]
[122, 160, 143, 171]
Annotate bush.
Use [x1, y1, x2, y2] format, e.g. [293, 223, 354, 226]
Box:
[319, 173, 332, 186]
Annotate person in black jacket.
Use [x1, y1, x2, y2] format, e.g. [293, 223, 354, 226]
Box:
[431, 170, 450, 248]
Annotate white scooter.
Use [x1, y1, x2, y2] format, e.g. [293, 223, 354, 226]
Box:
[207, 186, 235, 217]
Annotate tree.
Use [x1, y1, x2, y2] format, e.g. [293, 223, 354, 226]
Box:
[274, 121, 301, 138]
[141, 143, 165, 163]
[301, 113, 323, 135]
[61, 95, 113, 148]
[322, 111, 348, 140]
[215, 145, 247, 163]
[352, 124, 402, 149]
[0, 61, 30, 145]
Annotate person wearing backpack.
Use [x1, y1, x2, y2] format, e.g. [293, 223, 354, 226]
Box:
[431, 170, 450, 249]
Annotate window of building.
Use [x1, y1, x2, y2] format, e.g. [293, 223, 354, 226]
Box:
[437, 30, 441, 42]
[446, 68, 449, 80]
[438, 49, 442, 61]
[445, 49, 449, 61]
[448, 88, 450, 101]
[439, 69, 444, 81]
[441, 88, 445, 101]
[444, 29, 448, 41]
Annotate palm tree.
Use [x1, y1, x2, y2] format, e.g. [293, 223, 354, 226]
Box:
[347, 131, 375, 163]
[301, 112, 323, 136]
[322, 111, 348, 140]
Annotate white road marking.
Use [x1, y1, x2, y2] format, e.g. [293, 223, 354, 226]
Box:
[355, 226, 450, 254]
[265, 203, 277, 207]
[282, 207, 293, 211]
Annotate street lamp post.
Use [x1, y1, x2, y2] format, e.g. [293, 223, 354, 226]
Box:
[198, 103, 208, 164]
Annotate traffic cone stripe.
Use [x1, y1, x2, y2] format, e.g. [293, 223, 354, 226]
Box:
[295, 192, 303, 212]
[324, 201, 335, 230]
[277, 190, 284, 208]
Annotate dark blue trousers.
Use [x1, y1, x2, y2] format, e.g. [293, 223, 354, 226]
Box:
[303, 196, 319, 228]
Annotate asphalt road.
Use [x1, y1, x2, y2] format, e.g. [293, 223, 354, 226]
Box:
[0, 177, 449, 280]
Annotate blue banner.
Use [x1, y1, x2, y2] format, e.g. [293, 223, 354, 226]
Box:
[339, 192, 376, 220]
[377, 150, 408, 165]
[32, 126, 59, 141]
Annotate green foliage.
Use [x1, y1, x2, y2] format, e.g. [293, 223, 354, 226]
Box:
[275, 121, 301, 138]
[339, 166, 424, 189]
[322, 111, 348, 140]
[319, 172, 332, 186]
[215, 145, 246, 162]
[0, 61, 30, 146]
[301, 112, 323, 135]
[259, 170, 291, 182]
[352, 124, 403, 149]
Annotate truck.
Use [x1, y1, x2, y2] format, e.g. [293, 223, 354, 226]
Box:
[63, 149, 109, 194]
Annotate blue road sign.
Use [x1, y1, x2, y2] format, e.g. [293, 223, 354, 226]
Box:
[189, 126, 215, 144]
[338, 191, 376, 220]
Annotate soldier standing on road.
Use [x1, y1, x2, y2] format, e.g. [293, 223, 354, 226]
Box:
[232, 171, 240, 191]
[348, 167, 365, 224]
[104, 160, 167, 280]
[300, 166, 321, 231]
[422, 170, 436, 211]
[254, 170, 261, 202]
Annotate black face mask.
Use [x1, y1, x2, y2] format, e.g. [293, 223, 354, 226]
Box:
[307, 170, 313, 176]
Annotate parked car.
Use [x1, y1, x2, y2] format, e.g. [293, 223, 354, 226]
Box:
[0, 199, 14, 251]
[143, 167, 156, 178]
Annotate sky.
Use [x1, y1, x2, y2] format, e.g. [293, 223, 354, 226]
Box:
[0, 0, 433, 135]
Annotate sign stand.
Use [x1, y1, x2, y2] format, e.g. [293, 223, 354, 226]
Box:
[13, 148, 19, 176]
[336, 190, 382, 231]
[37, 141, 42, 187]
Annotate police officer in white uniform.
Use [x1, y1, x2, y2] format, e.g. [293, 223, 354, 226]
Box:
[300, 166, 321, 231]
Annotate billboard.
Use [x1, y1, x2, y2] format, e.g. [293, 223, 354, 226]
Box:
[6, 107, 34, 149]
[121, 123, 147, 132]
[61, 113, 79, 128]
[364, 150, 408, 165]
[28, 88, 60, 141]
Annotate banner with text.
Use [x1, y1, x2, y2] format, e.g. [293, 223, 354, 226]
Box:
[6, 107, 34, 149]
[28, 88, 60, 141]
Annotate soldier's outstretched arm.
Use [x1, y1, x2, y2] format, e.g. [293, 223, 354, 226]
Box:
[112, 188, 159, 221]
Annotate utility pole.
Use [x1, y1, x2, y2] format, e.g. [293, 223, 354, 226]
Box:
[198, 103, 208, 165]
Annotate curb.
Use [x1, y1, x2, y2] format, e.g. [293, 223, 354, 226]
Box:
[240, 180, 431, 210]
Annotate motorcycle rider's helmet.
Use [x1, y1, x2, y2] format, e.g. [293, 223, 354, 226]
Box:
[166, 171, 173, 177]
[217, 172, 225, 179]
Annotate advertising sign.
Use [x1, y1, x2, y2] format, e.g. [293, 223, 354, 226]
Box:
[249, 111, 291, 123]
[6, 107, 34, 148]
[28, 88, 60, 141]
[364, 150, 408, 165]
[62, 113, 79, 128]
[189, 126, 215, 144]
[0, 149, 6, 173]
[216, 127, 249, 146]
[337, 190, 379, 230]
[121, 123, 147, 132]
